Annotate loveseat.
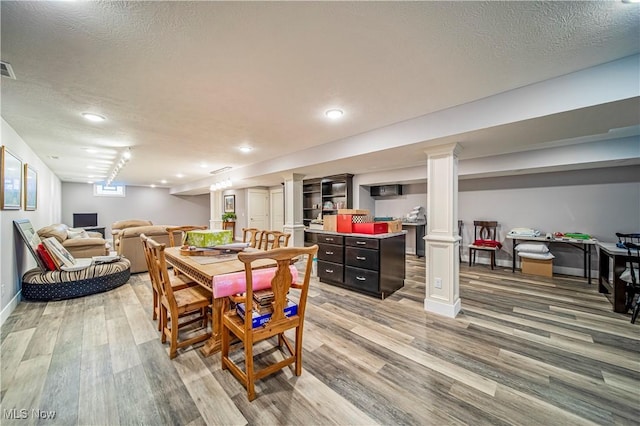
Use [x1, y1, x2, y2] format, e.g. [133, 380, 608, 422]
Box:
[37, 223, 109, 258]
[112, 219, 182, 273]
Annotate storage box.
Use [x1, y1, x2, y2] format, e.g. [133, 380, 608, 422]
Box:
[323, 214, 337, 232]
[381, 220, 402, 233]
[337, 214, 353, 233]
[236, 300, 298, 328]
[521, 256, 553, 277]
[352, 222, 389, 234]
[186, 230, 232, 248]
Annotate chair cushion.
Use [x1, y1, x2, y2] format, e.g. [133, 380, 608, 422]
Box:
[63, 237, 107, 249]
[38, 224, 69, 243]
[472, 239, 502, 249]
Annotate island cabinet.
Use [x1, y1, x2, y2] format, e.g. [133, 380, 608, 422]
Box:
[305, 230, 405, 299]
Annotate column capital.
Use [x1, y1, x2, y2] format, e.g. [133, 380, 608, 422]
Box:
[424, 142, 463, 157]
[281, 173, 305, 182]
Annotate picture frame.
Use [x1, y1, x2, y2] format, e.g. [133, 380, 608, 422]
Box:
[224, 194, 235, 213]
[24, 164, 37, 211]
[1, 146, 23, 210]
[13, 219, 47, 272]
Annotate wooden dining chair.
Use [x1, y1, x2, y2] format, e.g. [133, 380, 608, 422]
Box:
[242, 228, 262, 248]
[144, 235, 212, 358]
[166, 225, 208, 247]
[141, 234, 197, 330]
[257, 231, 291, 250]
[468, 220, 501, 269]
[221, 244, 318, 401]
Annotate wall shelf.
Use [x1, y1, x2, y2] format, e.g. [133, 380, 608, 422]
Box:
[303, 174, 353, 226]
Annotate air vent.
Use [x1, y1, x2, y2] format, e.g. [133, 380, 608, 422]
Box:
[210, 166, 232, 175]
[1, 61, 16, 79]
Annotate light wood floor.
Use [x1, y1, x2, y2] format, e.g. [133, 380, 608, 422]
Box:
[2, 256, 639, 425]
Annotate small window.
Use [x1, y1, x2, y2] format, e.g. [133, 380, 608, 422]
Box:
[93, 183, 126, 197]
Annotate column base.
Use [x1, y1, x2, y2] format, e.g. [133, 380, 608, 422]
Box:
[424, 296, 461, 319]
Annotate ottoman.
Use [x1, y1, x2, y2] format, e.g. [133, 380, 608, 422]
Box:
[21, 258, 131, 301]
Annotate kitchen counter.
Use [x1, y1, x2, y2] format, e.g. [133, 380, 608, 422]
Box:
[304, 228, 406, 239]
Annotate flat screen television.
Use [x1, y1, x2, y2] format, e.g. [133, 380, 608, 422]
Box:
[73, 213, 98, 228]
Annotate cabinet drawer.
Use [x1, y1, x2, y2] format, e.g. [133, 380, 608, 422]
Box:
[318, 244, 344, 263]
[345, 247, 379, 271]
[345, 267, 379, 293]
[317, 234, 344, 245]
[318, 261, 344, 283]
[345, 236, 379, 250]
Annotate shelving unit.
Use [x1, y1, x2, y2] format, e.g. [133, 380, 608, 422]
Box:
[303, 174, 353, 226]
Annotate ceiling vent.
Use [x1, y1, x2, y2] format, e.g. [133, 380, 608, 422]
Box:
[210, 166, 232, 175]
[0, 61, 16, 79]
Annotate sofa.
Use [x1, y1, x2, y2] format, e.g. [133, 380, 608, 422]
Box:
[37, 223, 109, 258]
[112, 219, 182, 273]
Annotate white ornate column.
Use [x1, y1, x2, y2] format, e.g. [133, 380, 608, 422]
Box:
[209, 187, 223, 230]
[424, 143, 462, 318]
[282, 173, 305, 247]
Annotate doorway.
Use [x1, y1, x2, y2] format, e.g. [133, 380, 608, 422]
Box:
[247, 189, 269, 230]
[270, 188, 284, 231]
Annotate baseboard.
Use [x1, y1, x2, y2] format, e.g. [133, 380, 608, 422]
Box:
[424, 297, 461, 318]
[460, 255, 597, 280]
[1, 290, 21, 327]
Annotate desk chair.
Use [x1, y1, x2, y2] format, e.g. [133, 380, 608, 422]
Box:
[469, 220, 501, 270]
[221, 245, 318, 401]
[143, 235, 212, 358]
[616, 233, 640, 323]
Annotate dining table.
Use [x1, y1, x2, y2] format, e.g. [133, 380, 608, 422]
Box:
[164, 246, 275, 356]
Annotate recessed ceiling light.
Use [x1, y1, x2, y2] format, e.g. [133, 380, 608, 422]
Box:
[85, 148, 98, 154]
[239, 146, 253, 153]
[150, 184, 156, 188]
[87, 181, 94, 184]
[176, 173, 184, 178]
[87, 165, 95, 169]
[200, 163, 208, 168]
[160, 179, 167, 184]
[325, 109, 344, 119]
[81, 112, 106, 122]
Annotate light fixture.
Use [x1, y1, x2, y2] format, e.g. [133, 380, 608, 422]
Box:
[210, 178, 232, 191]
[150, 184, 156, 188]
[325, 109, 344, 119]
[210, 166, 232, 175]
[239, 146, 253, 153]
[160, 179, 167, 184]
[105, 148, 131, 186]
[176, 173, 184, 178]
[81, 112, 106, 122]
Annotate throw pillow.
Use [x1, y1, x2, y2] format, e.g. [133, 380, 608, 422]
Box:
[515, 243, 550, 254]
[67, 228, 90, 239]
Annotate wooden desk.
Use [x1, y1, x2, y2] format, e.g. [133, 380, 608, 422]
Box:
[506, 235, 597, 284]
[597, 242, 631, 313]
[164, 246, 274, 356]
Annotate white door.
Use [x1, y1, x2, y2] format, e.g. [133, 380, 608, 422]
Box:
[248, 189, 269, 230]
[270, 188, 284, 231]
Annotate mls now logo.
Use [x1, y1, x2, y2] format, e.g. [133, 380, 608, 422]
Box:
[4, 409, 56, 420]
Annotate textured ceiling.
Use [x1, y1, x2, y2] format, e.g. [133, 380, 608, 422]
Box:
[1, 1, 639, 192]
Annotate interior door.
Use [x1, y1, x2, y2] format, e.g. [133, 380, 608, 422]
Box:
[248, 189, 269, 230]
[270, 188, 284, 231]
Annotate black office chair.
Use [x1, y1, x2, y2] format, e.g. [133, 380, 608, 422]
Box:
[616, 233, 640, 324]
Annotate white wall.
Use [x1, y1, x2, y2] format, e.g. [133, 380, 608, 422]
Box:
[1, 118, 62, 324]
[62, 183, 210, 239]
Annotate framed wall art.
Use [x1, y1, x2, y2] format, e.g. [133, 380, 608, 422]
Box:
[224, 194, 235, 213]
[1, 146, 23, 210]
[24, 164, 37, 211]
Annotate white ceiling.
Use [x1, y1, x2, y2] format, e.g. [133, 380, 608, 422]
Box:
[1, 1, 639, 194]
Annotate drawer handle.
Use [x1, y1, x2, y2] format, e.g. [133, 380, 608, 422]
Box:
[325, 269, 334, 273]
[356, 256, 366, 260]
[356, 276, 366, 281]
[326, 238, 334, 241]
[326, 251, 334, 255]
[356, 241, 366, 245]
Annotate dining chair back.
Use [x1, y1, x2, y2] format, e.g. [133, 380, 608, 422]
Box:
[166, 225, 208, 247]
[616, 232, 640, 323]
[144, 235, 212, 358]
[468, 220, 501, 269]
[221, 244, 319, 401]
[258, 230, 291, 250]
[242, 228, 262, 248]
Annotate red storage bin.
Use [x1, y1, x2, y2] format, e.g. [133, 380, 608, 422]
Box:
[352, 222, 388, 234]
[337, 214, 353, 233]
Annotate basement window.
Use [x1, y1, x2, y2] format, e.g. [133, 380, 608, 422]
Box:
[93, 184, 126, 197]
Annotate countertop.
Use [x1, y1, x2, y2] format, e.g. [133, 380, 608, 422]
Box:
[305, 228, 406, 239]
[401, 221, 426, 226]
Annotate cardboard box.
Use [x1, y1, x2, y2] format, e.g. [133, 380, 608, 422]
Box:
[337, 209, 369, 215]
[323, 214, 337, 232]
[352, 222, 389, 234]
[186, 230, 232, 247]
[337, 214, 353, 233]
[521, 256, 553, 277]
[381, 220, 402, 233]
